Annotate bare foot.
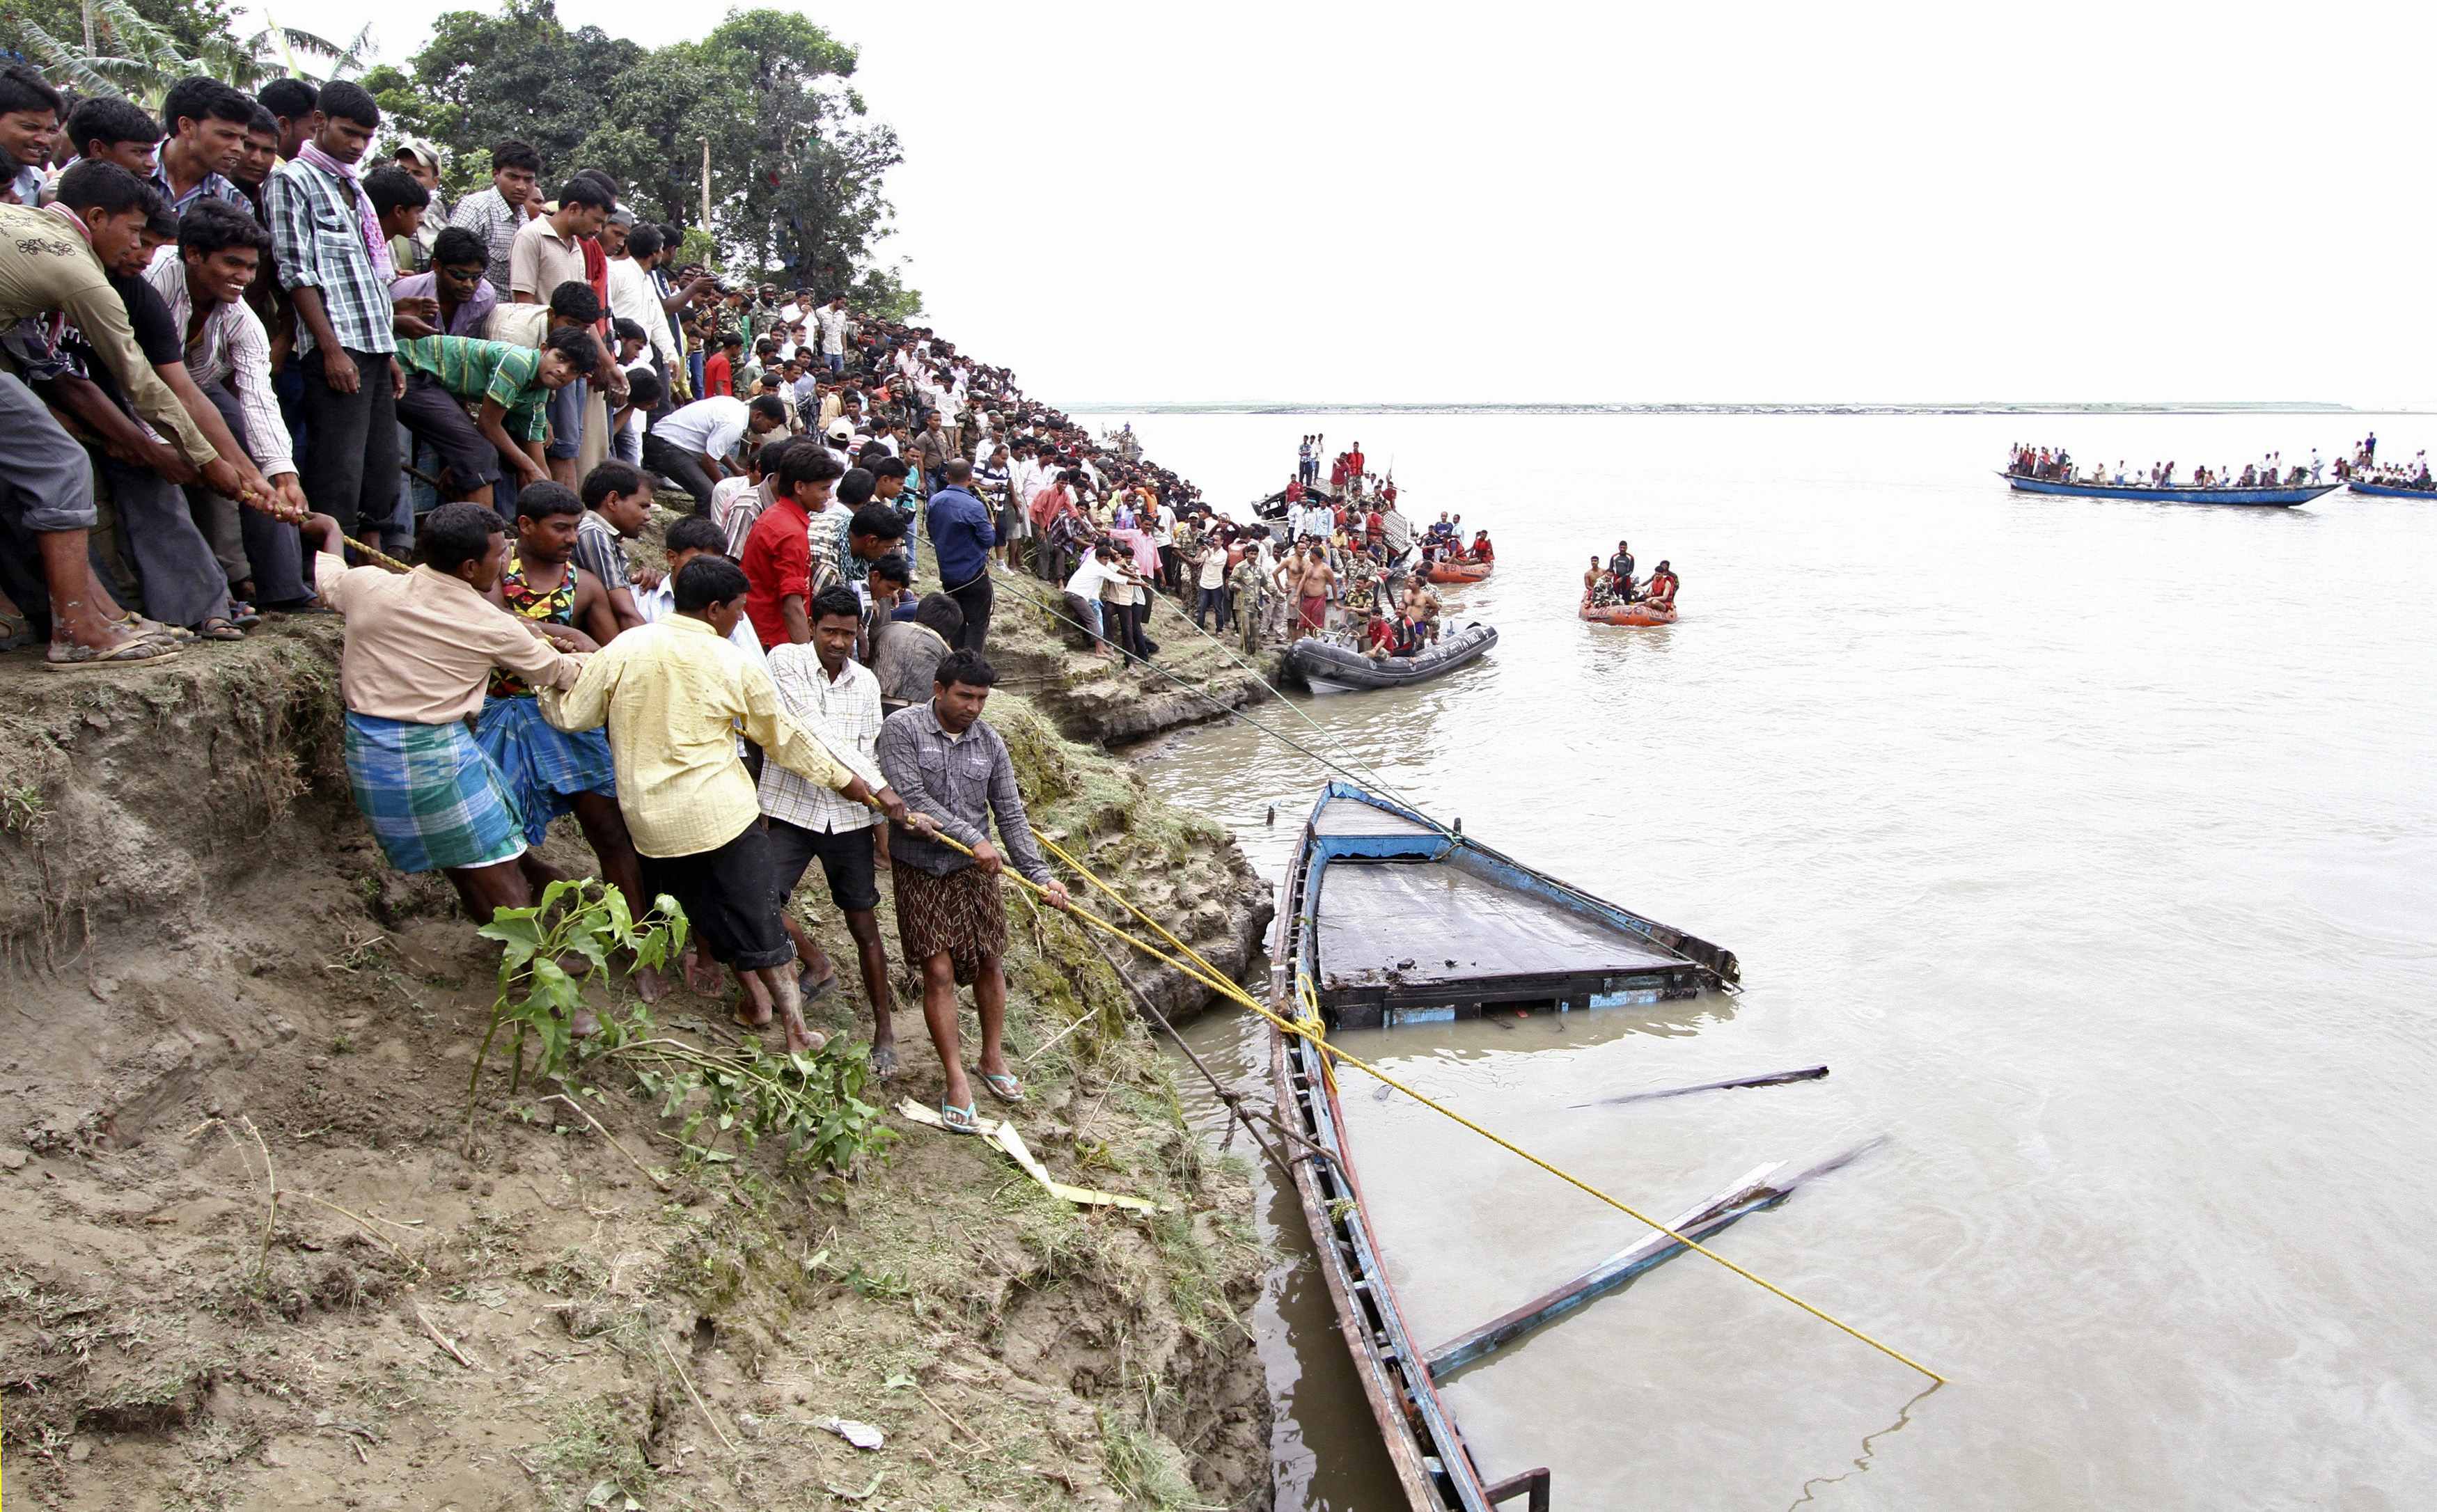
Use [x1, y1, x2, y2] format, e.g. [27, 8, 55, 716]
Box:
[682, 947, 724, 997]
[868, 1040, 900, 1080]
[634, 963, 667, 1005]
[781, 1009, 826, 1057]
[732, 983, 773, 1030]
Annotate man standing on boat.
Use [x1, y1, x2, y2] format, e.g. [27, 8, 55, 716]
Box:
[876, 649, 1070, 1134]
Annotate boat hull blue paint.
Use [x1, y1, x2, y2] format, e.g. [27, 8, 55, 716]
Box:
[2345, 480, 2436, 499]
[1999, 471, 2335, 506]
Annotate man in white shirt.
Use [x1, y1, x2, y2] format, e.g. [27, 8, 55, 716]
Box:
[606, 224, 681, 397]
[144, 198, 311, 606]
[761, 582, 901, 1074]
[1062, 544, 1122, 659]
[815, 294, 849, 373]
[645, 394, 786, 513]
[635, 513, 767, 668]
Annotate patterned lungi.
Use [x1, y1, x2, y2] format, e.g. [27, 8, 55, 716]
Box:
[892, 861, 1007, 986]
[343, 711, 526, 874]
[473, 694, 618, 846]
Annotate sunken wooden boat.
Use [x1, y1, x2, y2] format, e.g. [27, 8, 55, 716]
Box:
[1285, 622, 1496, 694]
[2346, 478, 2435, 498]
[1268, 782, 1739, 1509]
[1998, 471, 2335, 506]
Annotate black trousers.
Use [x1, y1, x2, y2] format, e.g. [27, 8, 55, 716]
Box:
[299, 349, 398, 537]
[641, 432, 716, 513]
[946, 570, 992, 653]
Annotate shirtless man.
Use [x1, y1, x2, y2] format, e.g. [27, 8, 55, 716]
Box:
[1583, 556, 1606, 597]
[1290, 543, 1335, 643]
[1400, 578, 1441, 645]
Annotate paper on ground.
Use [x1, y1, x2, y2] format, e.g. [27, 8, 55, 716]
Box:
[897, 1099, 1166, 1213]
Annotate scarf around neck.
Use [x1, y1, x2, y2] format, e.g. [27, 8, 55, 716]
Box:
[296, 140, 394, 281]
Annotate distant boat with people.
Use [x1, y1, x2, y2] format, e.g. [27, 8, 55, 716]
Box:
[2001, 443, 2340, 506]
[2345, 478, 2434, 499]
[1285, 622, 1496, 694]
[2000, 472, 2336, 507]
[1582, 597, 1678, 627]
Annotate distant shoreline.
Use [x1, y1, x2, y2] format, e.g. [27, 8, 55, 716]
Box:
[1063, 400, 2426, 417]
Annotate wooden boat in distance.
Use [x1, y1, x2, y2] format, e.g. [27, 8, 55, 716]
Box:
[1269, 782, 1737, 1510]
[1425, 558, 1494, 585]
[1998, 471, 2335, 507]
[1581, 596, 1677, 627]
[2346, 478, 2436, 499]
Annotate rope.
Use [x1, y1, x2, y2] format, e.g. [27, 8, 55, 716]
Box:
[891, 801, 1945, 1385]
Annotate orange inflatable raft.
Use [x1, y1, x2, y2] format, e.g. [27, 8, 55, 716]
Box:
[1580, 596, 1677, 627]
[1426, 558, 1494, 585]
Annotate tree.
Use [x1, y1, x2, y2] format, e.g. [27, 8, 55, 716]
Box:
[2, 0, 366, 105]
[409, 0, 643, 187]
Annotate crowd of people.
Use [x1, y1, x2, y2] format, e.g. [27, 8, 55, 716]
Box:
[2007, 442, 2340, 490]
[0, 63, 1284, 1131]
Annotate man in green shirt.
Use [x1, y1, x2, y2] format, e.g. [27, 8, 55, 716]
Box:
[393, 329, 600, 506]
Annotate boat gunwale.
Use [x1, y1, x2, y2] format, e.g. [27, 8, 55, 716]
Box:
[1997, 470, 2335, 505]
[1265, 780, 1744, 1509]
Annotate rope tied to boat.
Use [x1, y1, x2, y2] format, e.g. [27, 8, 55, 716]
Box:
[988, 817, 1946, 1386]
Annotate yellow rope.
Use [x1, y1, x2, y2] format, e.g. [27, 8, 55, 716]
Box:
[1008, 820, 1946, 1385]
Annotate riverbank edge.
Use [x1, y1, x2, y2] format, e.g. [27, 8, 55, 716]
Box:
[0, 613, 1277, 1511]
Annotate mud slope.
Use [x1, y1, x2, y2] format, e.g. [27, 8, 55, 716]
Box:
[0, 622, 1274, 1512]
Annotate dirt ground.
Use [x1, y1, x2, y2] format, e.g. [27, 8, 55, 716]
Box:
[0, 615, 1276, 1512]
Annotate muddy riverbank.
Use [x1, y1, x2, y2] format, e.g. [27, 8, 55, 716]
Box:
[0, 596, 1277, 1512]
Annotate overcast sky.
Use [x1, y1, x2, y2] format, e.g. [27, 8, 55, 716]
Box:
[313, 1, 2436, 408]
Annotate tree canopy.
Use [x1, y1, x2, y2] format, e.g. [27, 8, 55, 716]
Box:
[6, 0, 916, 310]
[370, 0, 914, 309]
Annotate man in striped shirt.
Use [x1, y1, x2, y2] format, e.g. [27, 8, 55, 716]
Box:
[145, 198, 311, 608]
[446, 140, 541, 300]
[392, 329, 599, 507]
[761, 584, 900, 1074]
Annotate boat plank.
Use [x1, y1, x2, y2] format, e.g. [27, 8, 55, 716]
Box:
[1422, 1139, 1883, 1378]
[1566, 1064, 1830, 1109]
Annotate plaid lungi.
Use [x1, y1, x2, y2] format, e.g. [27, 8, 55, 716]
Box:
[473, 695, 618, 846]
[343, 711, 527, 874]
[892, 861, 1007, 986]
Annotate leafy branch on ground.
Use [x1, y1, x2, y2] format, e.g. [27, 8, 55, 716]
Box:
[471, 877, 894, 1177]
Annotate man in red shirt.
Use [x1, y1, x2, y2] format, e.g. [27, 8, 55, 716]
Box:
[1285, 475, 1304, 505]
[1347, 441, 1365, 488]
[704, 333, 741, 397]
[1364, 505, 1384, 557]
[742, 446, 840, 647]
[1471, 530, 1494, 562]
[1329, 455, 1348, 493]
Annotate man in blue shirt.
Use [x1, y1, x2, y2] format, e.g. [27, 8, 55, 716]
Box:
[923, 459, 996, 652]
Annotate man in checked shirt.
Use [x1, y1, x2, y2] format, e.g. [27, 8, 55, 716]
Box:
[760, 585, 904, 1076]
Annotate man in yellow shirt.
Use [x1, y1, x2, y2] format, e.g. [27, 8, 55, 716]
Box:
[542, 554, 931, 1055]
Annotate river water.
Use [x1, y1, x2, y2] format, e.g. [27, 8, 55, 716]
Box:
[1091, 411, 2437, 1509]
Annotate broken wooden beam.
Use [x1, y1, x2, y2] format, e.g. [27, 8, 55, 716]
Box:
[1422, 1137, 1883, 1378]
[1565, 1063, 1828, 1110]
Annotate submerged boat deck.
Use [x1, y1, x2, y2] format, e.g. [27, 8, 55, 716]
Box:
[1302, 794, 1726, 1028]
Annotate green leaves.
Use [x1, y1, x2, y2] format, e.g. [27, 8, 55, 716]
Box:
[469, 878, 889, 1179]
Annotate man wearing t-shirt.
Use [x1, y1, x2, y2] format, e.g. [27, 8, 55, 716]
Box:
[645, 393, 786, 514]
[742, 443, 840, 649]
[508, 176, 607, 304]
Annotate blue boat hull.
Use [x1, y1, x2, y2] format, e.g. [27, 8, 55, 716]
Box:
[2000, 472, 2335, 507]
[2346, 480, 2436, 499]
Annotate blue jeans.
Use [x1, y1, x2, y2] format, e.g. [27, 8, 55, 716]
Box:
[824, 352, 844, 375]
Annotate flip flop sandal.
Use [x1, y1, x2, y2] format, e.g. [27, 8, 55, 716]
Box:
[799, 969, 838, 1002]
[195, 617, 246, 641]
[0, 612, 31, 652]
[228, 603, 262, 629]
[939, 1101, 981, 1136]
[44, 636, 180, 671]
[113, 613, 188, 643]
[980, 1071, 1026, 1106]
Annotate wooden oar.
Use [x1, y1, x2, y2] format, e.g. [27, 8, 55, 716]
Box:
[1565, 1064, 1827, 1110]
